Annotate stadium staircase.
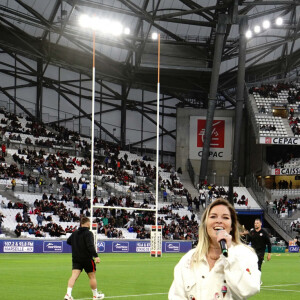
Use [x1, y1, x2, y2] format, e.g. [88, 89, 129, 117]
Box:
[180, 171, 203, 220]
[247, 187, 293, 242]
[282, 118, 294, 136]
[285, 210, 300, 238]
[0, 226, 15, 237]
[180, 172, 199, 199]
[5, 150, 53, 193]
[0, 190, 27, 237]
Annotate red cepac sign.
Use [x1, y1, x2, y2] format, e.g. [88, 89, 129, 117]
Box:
[275, 169, 280, 175]
[265, 137, 272, 144]
[197, 119, 225, 148]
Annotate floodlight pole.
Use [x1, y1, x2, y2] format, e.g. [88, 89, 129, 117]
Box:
[155, 34, 161, 257]
[90, 31, 96, 231]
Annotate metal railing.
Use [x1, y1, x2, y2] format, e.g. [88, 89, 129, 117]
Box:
[245, 174, 293, 235]
[187, 159, 196, 187]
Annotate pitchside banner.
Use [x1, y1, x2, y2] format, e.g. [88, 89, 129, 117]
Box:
[0, 240, 192, 253]
[288, 246, 299, 253]
[189, 116, 232, 160]
[259, 137, 300, 145]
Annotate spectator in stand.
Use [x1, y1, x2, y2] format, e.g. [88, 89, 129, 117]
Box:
[82, 182, 87, 197]
[1, 143, 6, 157]
[163, 190, 168, 201]
[15, 224, 21, 237]
[37, 212, 43, 226]
[11, 178, 16, 191]
[0, 212, 5, 231]
[15, 212, 22, 223]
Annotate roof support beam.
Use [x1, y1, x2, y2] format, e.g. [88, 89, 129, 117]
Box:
[130, 129, 176, 147]
[179, 0, 214, 20]
[48, 82, 119, 143]
[243, 1, 299, 5]
[0, 86, 35, 119]
[42, 0, 61, 41]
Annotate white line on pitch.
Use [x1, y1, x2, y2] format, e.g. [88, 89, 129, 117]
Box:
[75, 292, 168, 300]
[262, 283, 300, 288]
[261, 288, 300, 293]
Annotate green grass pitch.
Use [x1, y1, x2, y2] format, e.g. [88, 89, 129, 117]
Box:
[0, 252, 299, 299]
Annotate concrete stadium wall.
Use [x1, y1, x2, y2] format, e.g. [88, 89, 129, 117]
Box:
[176, 108, 247, 183]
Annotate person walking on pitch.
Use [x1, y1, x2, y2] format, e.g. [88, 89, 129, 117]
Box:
[64, 216, 104, 300]
[247, 218, 271, 272]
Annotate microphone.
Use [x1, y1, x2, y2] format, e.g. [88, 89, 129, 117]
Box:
[217, 229, 228, 257]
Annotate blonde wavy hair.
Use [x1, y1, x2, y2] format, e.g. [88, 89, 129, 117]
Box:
[192, 198, 241, 264]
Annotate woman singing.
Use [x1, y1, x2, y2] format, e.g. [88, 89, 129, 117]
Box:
[169, 198, 260, 300]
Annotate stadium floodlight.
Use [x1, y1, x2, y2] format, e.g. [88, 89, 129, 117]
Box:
[275, 17, 283, 26]
[110, 21, 123, 36]
[124, 27, 130, 35]
[79, 14, 91, 28]
[262, 20, 271, 29]
[152, 32, 158, 40]
[245, 30, 252, 39]
[254, 25, 261, 34]
[79, 15, 126, 36]
[90, 17, 101, 31]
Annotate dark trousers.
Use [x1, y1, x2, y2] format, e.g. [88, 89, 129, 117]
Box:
[256, 251, 264, 271]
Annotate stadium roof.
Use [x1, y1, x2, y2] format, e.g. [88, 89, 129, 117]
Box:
[0, 0, 299, 104]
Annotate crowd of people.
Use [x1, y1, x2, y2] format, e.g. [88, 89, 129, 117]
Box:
[1, 105, 189, 205]
[273, 180, 292, 190]
[290, 220, 300, 232]
[249, 82, 299, 99]
[259, 124, 277, 131]
[7, 188, 200, 240]
[196, 185, 249, 208]
[14, 222, 74, 238]
[268, 150, 296, 169]
[269, 195, 299, 217]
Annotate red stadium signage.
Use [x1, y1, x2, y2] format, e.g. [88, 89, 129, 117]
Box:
[197, 119, 225, 148]
[189, 116, 232, 160]
[271, 168, 300, 175]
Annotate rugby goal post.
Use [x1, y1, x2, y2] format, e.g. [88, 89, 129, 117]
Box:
[150, 225, 162, 257]
[90, 205, 162, 256]
[91, 223, 98, 250]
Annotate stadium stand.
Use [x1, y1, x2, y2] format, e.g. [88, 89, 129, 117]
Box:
[0, 99, 293, 246]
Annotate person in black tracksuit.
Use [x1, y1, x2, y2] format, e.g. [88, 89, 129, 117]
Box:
[64, 217, 104, 300]
[247, 219, 272, 272]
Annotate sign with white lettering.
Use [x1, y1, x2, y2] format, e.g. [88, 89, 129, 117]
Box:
[165, 242, 180, 253]
[3, 241, 34, 253]
[288, 246, 299, 253]
[112, 242, 129, 253]
[43, 241, 63, 253]
[136, 242, 151, 253]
